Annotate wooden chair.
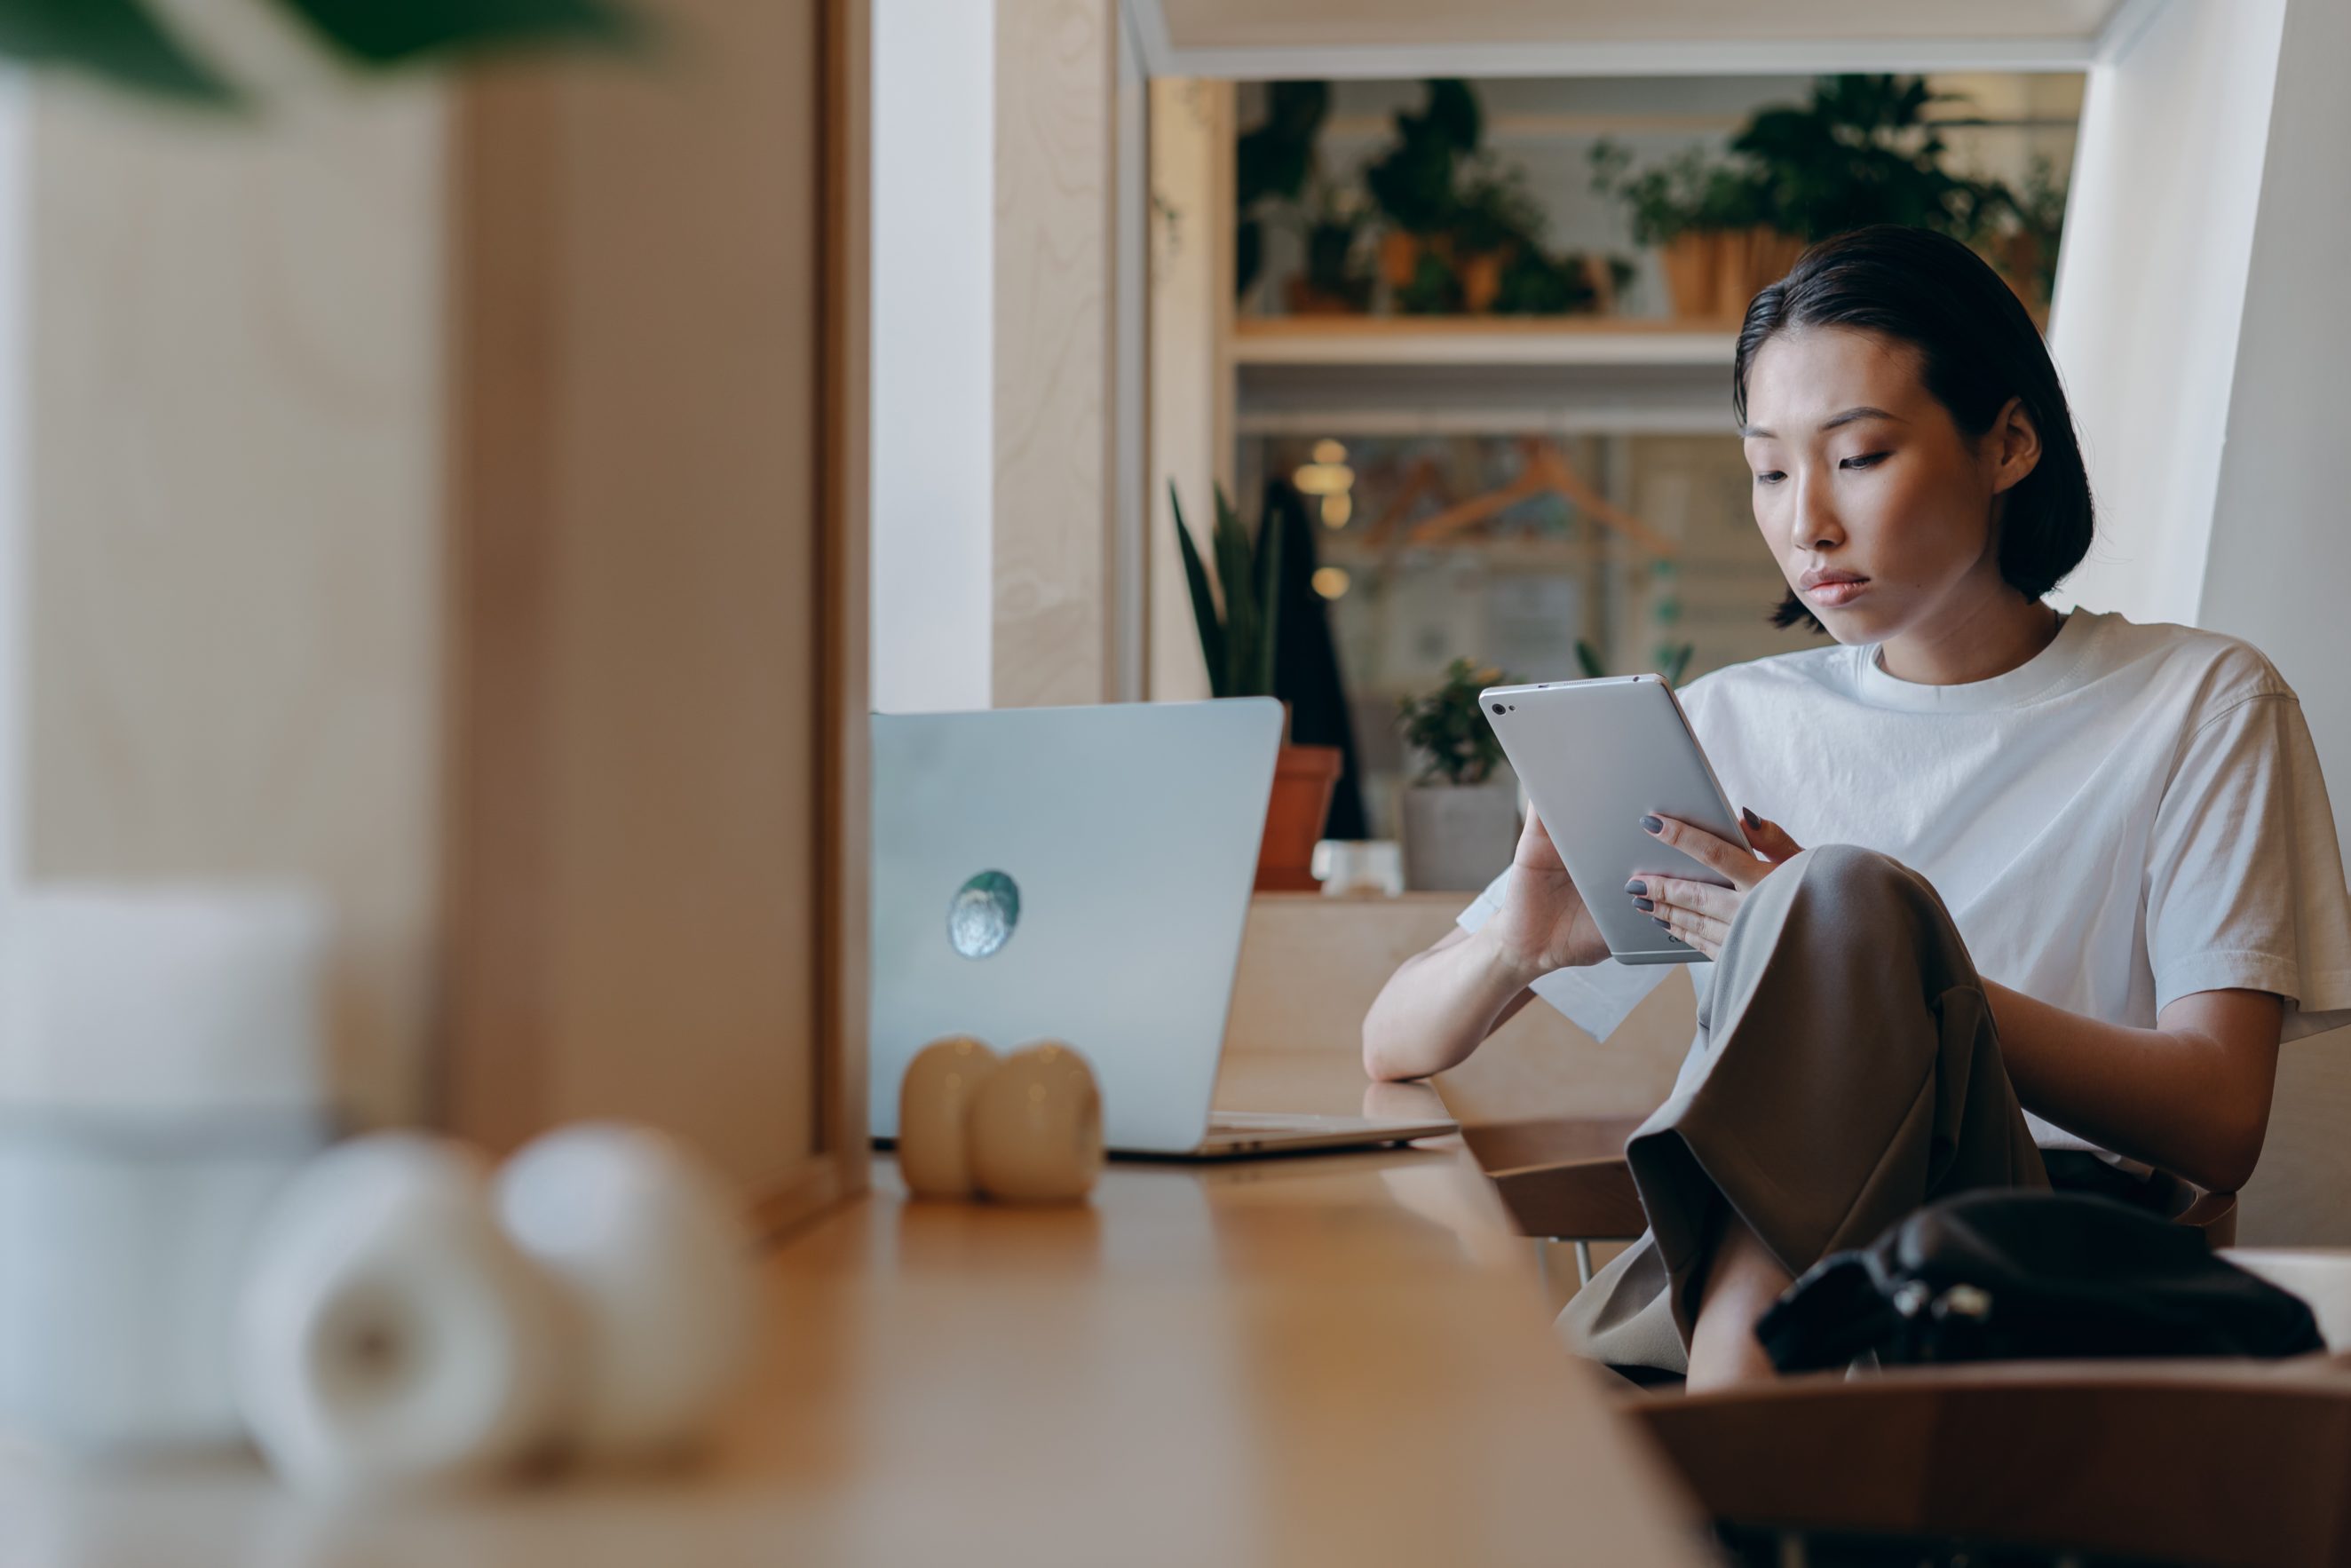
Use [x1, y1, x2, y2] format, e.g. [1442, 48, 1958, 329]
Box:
[1457, 1113, 1649, 1287]
[1458, 1113, 2241, 1287]
[1630, 1358, 2351, 1566]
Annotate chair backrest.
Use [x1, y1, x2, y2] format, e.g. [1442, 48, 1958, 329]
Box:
[1456, 1115, 1647, 1241]
[1632, 1361, 2351, 1566]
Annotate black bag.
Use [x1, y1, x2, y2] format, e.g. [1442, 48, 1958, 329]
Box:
[1756, 1189, 2325, 1374]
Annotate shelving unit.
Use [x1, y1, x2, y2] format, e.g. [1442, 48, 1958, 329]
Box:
[1231, 315, 1740, 368]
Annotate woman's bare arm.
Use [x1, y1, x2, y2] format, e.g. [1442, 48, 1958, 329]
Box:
[1361, 808, 1612, 1082]
[1984, 982, 2284, 1193]
[1361, 924, 1545, 1082]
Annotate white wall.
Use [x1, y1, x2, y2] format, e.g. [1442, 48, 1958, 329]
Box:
[2191, 0, 2351, 1245]
[2054, 0, 2351, 1243]
[2046, 0, 2286, 627]
[871, 0, 995, 713]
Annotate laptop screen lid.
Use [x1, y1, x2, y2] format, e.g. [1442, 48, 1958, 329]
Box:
[867, 698, 1284, 1155]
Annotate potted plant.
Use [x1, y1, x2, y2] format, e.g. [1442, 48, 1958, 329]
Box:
[1734, 75, 2001, 244]
[1977, 154, 2067, 327]
[1236, 79, 1332, 308]
[1170, 483, 1342, 892]
[1364, 78, 1481, 310]
[1589, 142, 1784, 321]
[1287, 178, 1376, 315]
[1395, 660, 1524, 893]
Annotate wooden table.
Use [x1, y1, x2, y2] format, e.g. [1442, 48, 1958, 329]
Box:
[0, 1065, 1706, 1567]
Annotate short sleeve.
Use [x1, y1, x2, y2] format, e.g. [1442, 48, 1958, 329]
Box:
[2145, 693, 2351, 1041]
[1455, 869, 1678, 1041]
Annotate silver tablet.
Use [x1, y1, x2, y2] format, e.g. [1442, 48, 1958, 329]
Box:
[1479, 674, 1752, 965]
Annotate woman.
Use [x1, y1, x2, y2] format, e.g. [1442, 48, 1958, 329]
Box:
[1362, 226, 2351, 1390]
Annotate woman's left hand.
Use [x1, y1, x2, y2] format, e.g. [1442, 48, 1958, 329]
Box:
[1628, 808, 1806, 961]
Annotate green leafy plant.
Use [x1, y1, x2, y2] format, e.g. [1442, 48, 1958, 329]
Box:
[1450, 155, 1546, 256]
[1399, 659, 1516, 788]
[1362, 78, 1481, 236]
[1296, 178, 1375, 311]
[1587, 141, 1769, 248]
[1574, 639, 1695, 687]
[1236, 79, 1333, 298]
[1979, 153, 2068, 306]
[1170, 483, 1285, 699]
[1362, 104, 1624, 318]
[0, 0, 640, 106]
[1592, 75, 2017, 252]
[1733, 74, 2001, 242]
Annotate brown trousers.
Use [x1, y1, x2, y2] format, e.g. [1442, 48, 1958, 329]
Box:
[1559, 843, 2050, 1374]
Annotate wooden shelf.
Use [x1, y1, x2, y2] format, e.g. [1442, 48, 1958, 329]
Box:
[1231, 315, 1741, 369]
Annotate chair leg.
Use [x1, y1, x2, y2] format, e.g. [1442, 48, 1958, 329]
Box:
[1576, 1239, 1594, 1287]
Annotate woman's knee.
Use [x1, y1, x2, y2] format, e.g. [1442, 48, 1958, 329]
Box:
[1779, 843, 1925, 910]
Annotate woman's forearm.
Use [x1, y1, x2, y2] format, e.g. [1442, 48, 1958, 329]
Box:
[1361, 927, 1540, 1082]
[1982, 979, 2282, 1193]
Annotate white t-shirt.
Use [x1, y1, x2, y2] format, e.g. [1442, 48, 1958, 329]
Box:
[1457, 607, 2351, 1155]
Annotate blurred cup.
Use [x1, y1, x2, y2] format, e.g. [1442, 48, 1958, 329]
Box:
[1313, 840, 1403, 898]
[0, 885, 332, 1454]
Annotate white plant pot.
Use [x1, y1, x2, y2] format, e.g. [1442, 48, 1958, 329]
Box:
[1398, 780, 1522, 893]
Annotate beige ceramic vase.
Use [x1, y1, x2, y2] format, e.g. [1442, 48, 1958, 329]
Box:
[897, 1035, 1001, 1199]
[967, 1042, 1104, 1204]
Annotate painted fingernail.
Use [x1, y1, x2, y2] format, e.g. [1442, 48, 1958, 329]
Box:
[1742, 807, 1761, 831]
[1641, 815, 1663, 834]
[1632, 897, 1654, 912]
[1624, 879, 1647, 895]
[1651, 916, 1669, 928]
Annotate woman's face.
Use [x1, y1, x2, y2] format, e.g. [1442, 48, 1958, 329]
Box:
[1739, 325, 2040, 645]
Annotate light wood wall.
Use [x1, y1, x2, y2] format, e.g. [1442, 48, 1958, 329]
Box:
[993, 0, 1120, 708]
[20, 78, 446, 1128]
[1144, 77, 1234, 702]
[442, 0, 869, 1225]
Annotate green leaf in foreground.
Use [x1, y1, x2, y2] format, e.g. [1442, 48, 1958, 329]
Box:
[0, 0, 237, 104]
[277, 0, 642, 67]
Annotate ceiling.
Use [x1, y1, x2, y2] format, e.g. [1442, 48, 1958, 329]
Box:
[1129, 0, 2154, 77]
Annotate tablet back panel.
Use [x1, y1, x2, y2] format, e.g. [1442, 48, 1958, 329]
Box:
[1480, 675, 1749, 966]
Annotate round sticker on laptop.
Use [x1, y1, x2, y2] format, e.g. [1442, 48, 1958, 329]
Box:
[947, 870, 1020, 960]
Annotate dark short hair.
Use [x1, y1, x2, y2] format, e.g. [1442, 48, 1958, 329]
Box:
[1732, 226, 2094, 634]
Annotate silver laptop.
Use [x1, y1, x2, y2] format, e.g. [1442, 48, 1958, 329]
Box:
[867, 700, 1454, 1159]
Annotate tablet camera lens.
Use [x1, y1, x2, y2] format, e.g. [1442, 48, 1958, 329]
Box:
[1491, 703, 1505, 717]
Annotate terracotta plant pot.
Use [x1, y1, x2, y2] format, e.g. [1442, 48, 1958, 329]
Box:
[1458, 249, 1505, 314]
[1284, 277, 1367, 317]
[1658, 231, 1719, 321]
[1379, 230, 1427, 290]
[1717, 226, 1805, 321]
[1989, 232, 2051, 328]
[1255, 744, 1342, 892]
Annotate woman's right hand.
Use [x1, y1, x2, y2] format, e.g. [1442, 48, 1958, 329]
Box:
[1483, 807, 1610, 979]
